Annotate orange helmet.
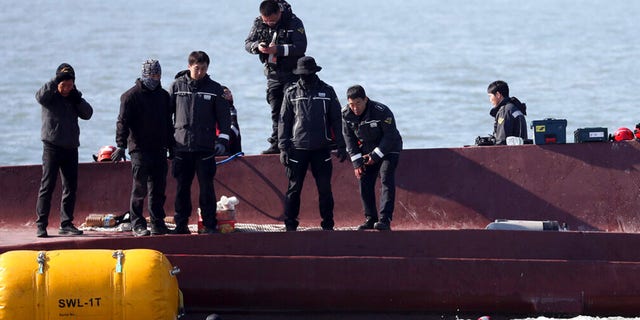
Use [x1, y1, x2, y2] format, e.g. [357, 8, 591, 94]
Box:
[613, 127, 634, 142]
[96, 145, 116, 162]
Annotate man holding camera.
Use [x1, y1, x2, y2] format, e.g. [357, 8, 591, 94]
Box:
[245, 0, 307, 154]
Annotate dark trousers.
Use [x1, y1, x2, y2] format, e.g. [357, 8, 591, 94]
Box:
[359, 153, 400, 221]
[284, 148, 334, 229]
[266, 72, 297, 143]
[129, 151, 168, 229]
[172, 151, 217, 229]
[36, 142, 79, 228]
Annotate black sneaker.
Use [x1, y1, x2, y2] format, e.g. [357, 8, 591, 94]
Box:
[133, 227, 150, 237]
[357, 218, 378, 230]
[374, 220, 391, 231]
[261, 144, 280, 154]
[285, 225, 297, 232]
[36, 227, 48, 238]
[171, 224, 191, 234]
[59, 224, 83, 235]
[150, 222, 170, 235]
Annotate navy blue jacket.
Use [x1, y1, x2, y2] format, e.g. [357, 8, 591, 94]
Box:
[169, 71, 231, 152]
[342, 99, 402, 168]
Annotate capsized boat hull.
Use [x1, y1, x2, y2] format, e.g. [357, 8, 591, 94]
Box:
[2, 143, 640, 316]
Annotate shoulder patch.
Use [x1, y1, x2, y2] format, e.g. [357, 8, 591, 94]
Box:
[375, 104, 385, 111]
[318, 92, 326, 97]
[297, 27, 305, 34]
[384, 117, 393, 124]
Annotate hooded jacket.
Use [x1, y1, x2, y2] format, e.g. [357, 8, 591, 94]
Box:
[278, 76, 345, 151]
[490, 96, 528, 145]
[342, 99, 403, 168]
[169, 71, 231, 152]
[116, 79, 174, 153]
[36, 79, 93, 149]
[244, 8, 307, 74]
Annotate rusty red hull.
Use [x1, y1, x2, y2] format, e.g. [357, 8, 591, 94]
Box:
[2, 143, 640, 316]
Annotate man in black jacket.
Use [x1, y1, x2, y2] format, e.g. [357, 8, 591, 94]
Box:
[169, 51, 231, 234]
[342, 85, 402, 231]
[487, 80, 528, 145]
[35, 63, 93, 237]
[113, 59, 174, 237]
[245, 0, 307, 154]
[278, 56, 347, 231]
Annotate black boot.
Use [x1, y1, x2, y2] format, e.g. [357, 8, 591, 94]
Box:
[374, 218, 391, 231]
[262, 143, 279, 154]
[357, 217, 378, 230]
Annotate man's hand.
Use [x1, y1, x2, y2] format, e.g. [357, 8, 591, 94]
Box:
[68, 88, 82, 105]
[280, 149, 290, 167]
[111, 148, 126, 162]
[258, 42, 277, 55]
[363, 154, 374, 165]
[354, 166, 365, 179]
[214, 143, 226, 156]
[214, 138, 229, 156]
[167, 148, 174, 160]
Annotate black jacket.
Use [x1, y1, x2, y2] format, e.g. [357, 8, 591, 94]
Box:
[245, 10, 307, 74]
[278, 77, 345, 151]
[490, 97, 528, 145]
[342, 99, 403, 168]
[36, 79, 93, 149]
[169, 71, 231, 152]
[116, 79, 174, 153]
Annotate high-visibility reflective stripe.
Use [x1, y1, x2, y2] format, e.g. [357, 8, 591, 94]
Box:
[373, 147, 384, 158]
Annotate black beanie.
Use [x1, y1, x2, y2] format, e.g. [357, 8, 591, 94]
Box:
[56, 63, 75, 81]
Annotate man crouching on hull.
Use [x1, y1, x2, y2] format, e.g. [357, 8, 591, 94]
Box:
[342, 85, 402, 231]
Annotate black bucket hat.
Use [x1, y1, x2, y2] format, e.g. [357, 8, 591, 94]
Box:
[292, 56, 322, 75]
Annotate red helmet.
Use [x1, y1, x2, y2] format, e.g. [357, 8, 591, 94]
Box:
[613, 127, 634, 142]
[96, 145, 116, 161]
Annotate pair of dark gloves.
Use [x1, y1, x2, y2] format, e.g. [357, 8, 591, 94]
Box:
[280, 147, 348, 166]
[110, 139, 228, 162]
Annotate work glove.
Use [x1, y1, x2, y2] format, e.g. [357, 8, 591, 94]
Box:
[111, 147, 126, 162]
[214, 138, 228, 156]
[68, 87, 83, 105]
[279, 149, 290, 167]
[335, 148, 348, 163]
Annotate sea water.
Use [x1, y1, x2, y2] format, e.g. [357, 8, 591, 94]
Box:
[1, 0, 639, 165]
[1, 2, 640, 318]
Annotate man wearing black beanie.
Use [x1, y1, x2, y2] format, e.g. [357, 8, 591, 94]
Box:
[35, 63, 93, 237]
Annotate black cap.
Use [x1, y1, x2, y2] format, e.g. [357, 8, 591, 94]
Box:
[55, 63, 75, 81]
[292, 56, 322, 75]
